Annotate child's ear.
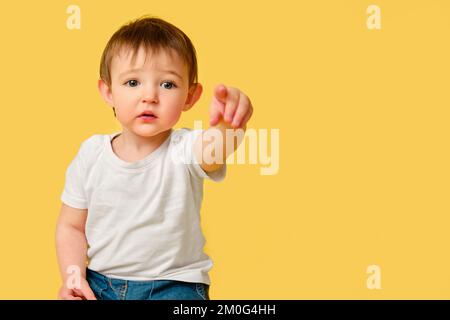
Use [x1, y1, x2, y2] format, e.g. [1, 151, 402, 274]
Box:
[183, 83, 203, 112]
[98, 79, 114, 107]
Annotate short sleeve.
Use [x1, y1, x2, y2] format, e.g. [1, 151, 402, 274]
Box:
[61, 145, 88, 209]
[172, 128, 227, 182]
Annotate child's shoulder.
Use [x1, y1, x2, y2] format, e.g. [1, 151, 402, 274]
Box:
[170, 127, 203, 148]
[171, 127, 200, 141]
[75, 132, 110, 162]
[80, 133, 107, 150]
[172, 127, 194, 135]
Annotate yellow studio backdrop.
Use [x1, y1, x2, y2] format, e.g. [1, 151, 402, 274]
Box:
[0, 0, 449, 299]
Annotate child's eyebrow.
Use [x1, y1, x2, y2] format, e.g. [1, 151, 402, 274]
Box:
[119, 68, 183, 80]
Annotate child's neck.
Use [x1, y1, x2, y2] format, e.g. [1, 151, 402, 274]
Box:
[111, 128, 172, 162]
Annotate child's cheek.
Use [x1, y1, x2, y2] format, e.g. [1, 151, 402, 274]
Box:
[118, 92, 139, 111]
[164, 107, 183, 126]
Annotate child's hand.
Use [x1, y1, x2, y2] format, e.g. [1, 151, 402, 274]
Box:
[209, 84, 253, 129]
[58, 278, 97, 300]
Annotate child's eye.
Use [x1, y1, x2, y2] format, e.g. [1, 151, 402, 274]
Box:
[125, 79, 139, 87]
[161, 81, 177, 90]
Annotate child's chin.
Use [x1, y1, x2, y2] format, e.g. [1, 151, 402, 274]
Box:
[133, 126, 171, 137]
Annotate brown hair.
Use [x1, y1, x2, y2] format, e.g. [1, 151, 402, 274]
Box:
[99, 15, 198, 89]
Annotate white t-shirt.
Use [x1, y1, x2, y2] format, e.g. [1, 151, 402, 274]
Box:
[61, 128, 226, 284]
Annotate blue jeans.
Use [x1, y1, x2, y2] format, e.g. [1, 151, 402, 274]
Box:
[86, 268, 210, 300]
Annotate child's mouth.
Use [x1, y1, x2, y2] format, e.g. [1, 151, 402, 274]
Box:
[139, 114, 157, 122]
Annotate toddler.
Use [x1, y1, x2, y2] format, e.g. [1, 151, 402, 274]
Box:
[55, 15, 253, 300]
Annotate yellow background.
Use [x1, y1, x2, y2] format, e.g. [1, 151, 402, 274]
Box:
[1, 0, 449, 299]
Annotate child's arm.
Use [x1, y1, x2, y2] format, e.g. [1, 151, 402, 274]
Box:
[55, 203, 96, 300]
[194, 84, 253, 173]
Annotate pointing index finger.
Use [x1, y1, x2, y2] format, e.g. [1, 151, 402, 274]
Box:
[214, 84, 228, 103]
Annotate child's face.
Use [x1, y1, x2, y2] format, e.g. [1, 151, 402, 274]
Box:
[99, 45, 201, 138]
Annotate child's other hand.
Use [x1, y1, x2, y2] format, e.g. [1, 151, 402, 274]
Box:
[58, 278, 97, 300]
[209, 84, 253, 129]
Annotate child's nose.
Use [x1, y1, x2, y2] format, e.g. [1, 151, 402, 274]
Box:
[142, 86, 159, 104]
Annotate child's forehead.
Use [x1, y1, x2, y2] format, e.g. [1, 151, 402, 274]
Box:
[111, 45, 186, 74]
